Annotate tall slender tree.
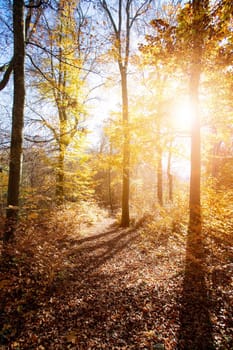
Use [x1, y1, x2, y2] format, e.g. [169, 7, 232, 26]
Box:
[4, 0, 25, 241]
[188, 0, 209, 235]
[99, 0, 152, 227]
[3, 0, 45, 241]
[28, 0, 88, 203]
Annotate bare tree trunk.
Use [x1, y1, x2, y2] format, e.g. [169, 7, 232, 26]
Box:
[56, 145, 65, 204]
[156, 120, 163, 206]
[100, 0, 152, 227]
[157, 148, 163, 206]
[189, 71, 201, 234]
[4, 0, 25, 242]
[120, 67, 130, 226]
[108, 143, 114, 213]
[167, 139, 173, 202]
[189, 0, 208, 234]
[108, 167, 113, 213]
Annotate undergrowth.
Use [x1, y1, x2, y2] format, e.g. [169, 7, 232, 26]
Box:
[137, 197, 189, 248]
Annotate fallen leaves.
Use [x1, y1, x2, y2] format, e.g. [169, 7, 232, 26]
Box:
[0, 209, 232, 349]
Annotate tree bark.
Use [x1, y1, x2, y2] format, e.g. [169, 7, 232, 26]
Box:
[4, 0, 25, 242]
[156, 119, 163, 206]
[167, 139, 173, 202]
[120, 66, 130, 226]
[189, 0, 207, 234]
[100, 0, 152, 227]
[189, 75, 201, 234]
[108, 143, 114, 213]
[157, 148, 163, 206]
[56, 145, 65, 204]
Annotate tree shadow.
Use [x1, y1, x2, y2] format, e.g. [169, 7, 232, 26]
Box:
[0, 220, 179, 349]
[58, 226, 140, 282]
[0, 225, 140, 345]
[61, 224, 120, 246]
[178, 230, 215, 350]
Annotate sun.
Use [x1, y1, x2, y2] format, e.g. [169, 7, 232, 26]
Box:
[172, 99, 194, 133]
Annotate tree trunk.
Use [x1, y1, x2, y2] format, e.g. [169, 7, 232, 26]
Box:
[108, 166, 113, 213]
[167, 140, 173, 202]
[189, 0, 205, 235]
[189, 79, 201, 234]
[156, 121, 163, 206]
[157, 148, 163, 206]
[4, 0, 25, 242]
[120, 66, 130, 227]
[108, 143, 114, 213]
[100, 0, 152, 226]
[56, 145, 65, 204]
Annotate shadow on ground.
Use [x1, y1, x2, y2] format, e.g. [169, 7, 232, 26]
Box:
[2, 220, 232, 349]
[0, 223, 181, 349]
[177, 229, 215, 350]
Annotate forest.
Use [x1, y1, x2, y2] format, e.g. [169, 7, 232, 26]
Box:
[0, 0, 232, 349]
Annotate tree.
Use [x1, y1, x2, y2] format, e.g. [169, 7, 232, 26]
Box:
[139, 1, 210, 230]
[91, 131, 122, 211]
[138, 2, 189, 207]
[4, 0, 25, 242]
[29, 0, 88, 204]
[3, 0, 47, 241]
[99, 0, 152, 226]
[201, 0, 233, 184]
[187, 0, 209, 234]
[177, 0, 233, 232]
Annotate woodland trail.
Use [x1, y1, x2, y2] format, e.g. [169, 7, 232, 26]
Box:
[0, 217, 232, 349]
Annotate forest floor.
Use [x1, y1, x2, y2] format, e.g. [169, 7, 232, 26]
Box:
[0, 213, 232, 350]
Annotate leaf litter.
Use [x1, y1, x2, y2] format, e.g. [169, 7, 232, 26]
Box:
[0, 215, 232, 349]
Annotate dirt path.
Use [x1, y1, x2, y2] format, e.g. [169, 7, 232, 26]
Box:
[37, 219, 183, 350]
[0, 218, 232, 349]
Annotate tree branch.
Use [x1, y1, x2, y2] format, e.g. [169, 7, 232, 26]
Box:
[24, 0, 49, 9]
[0, 59, 14, 91]
[24, 135, 55, 143]
[101, 0, 119, 35]
[129, 0, 152, 29]
[26, 40, 99, 75]
[26, 53, 53, 84]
